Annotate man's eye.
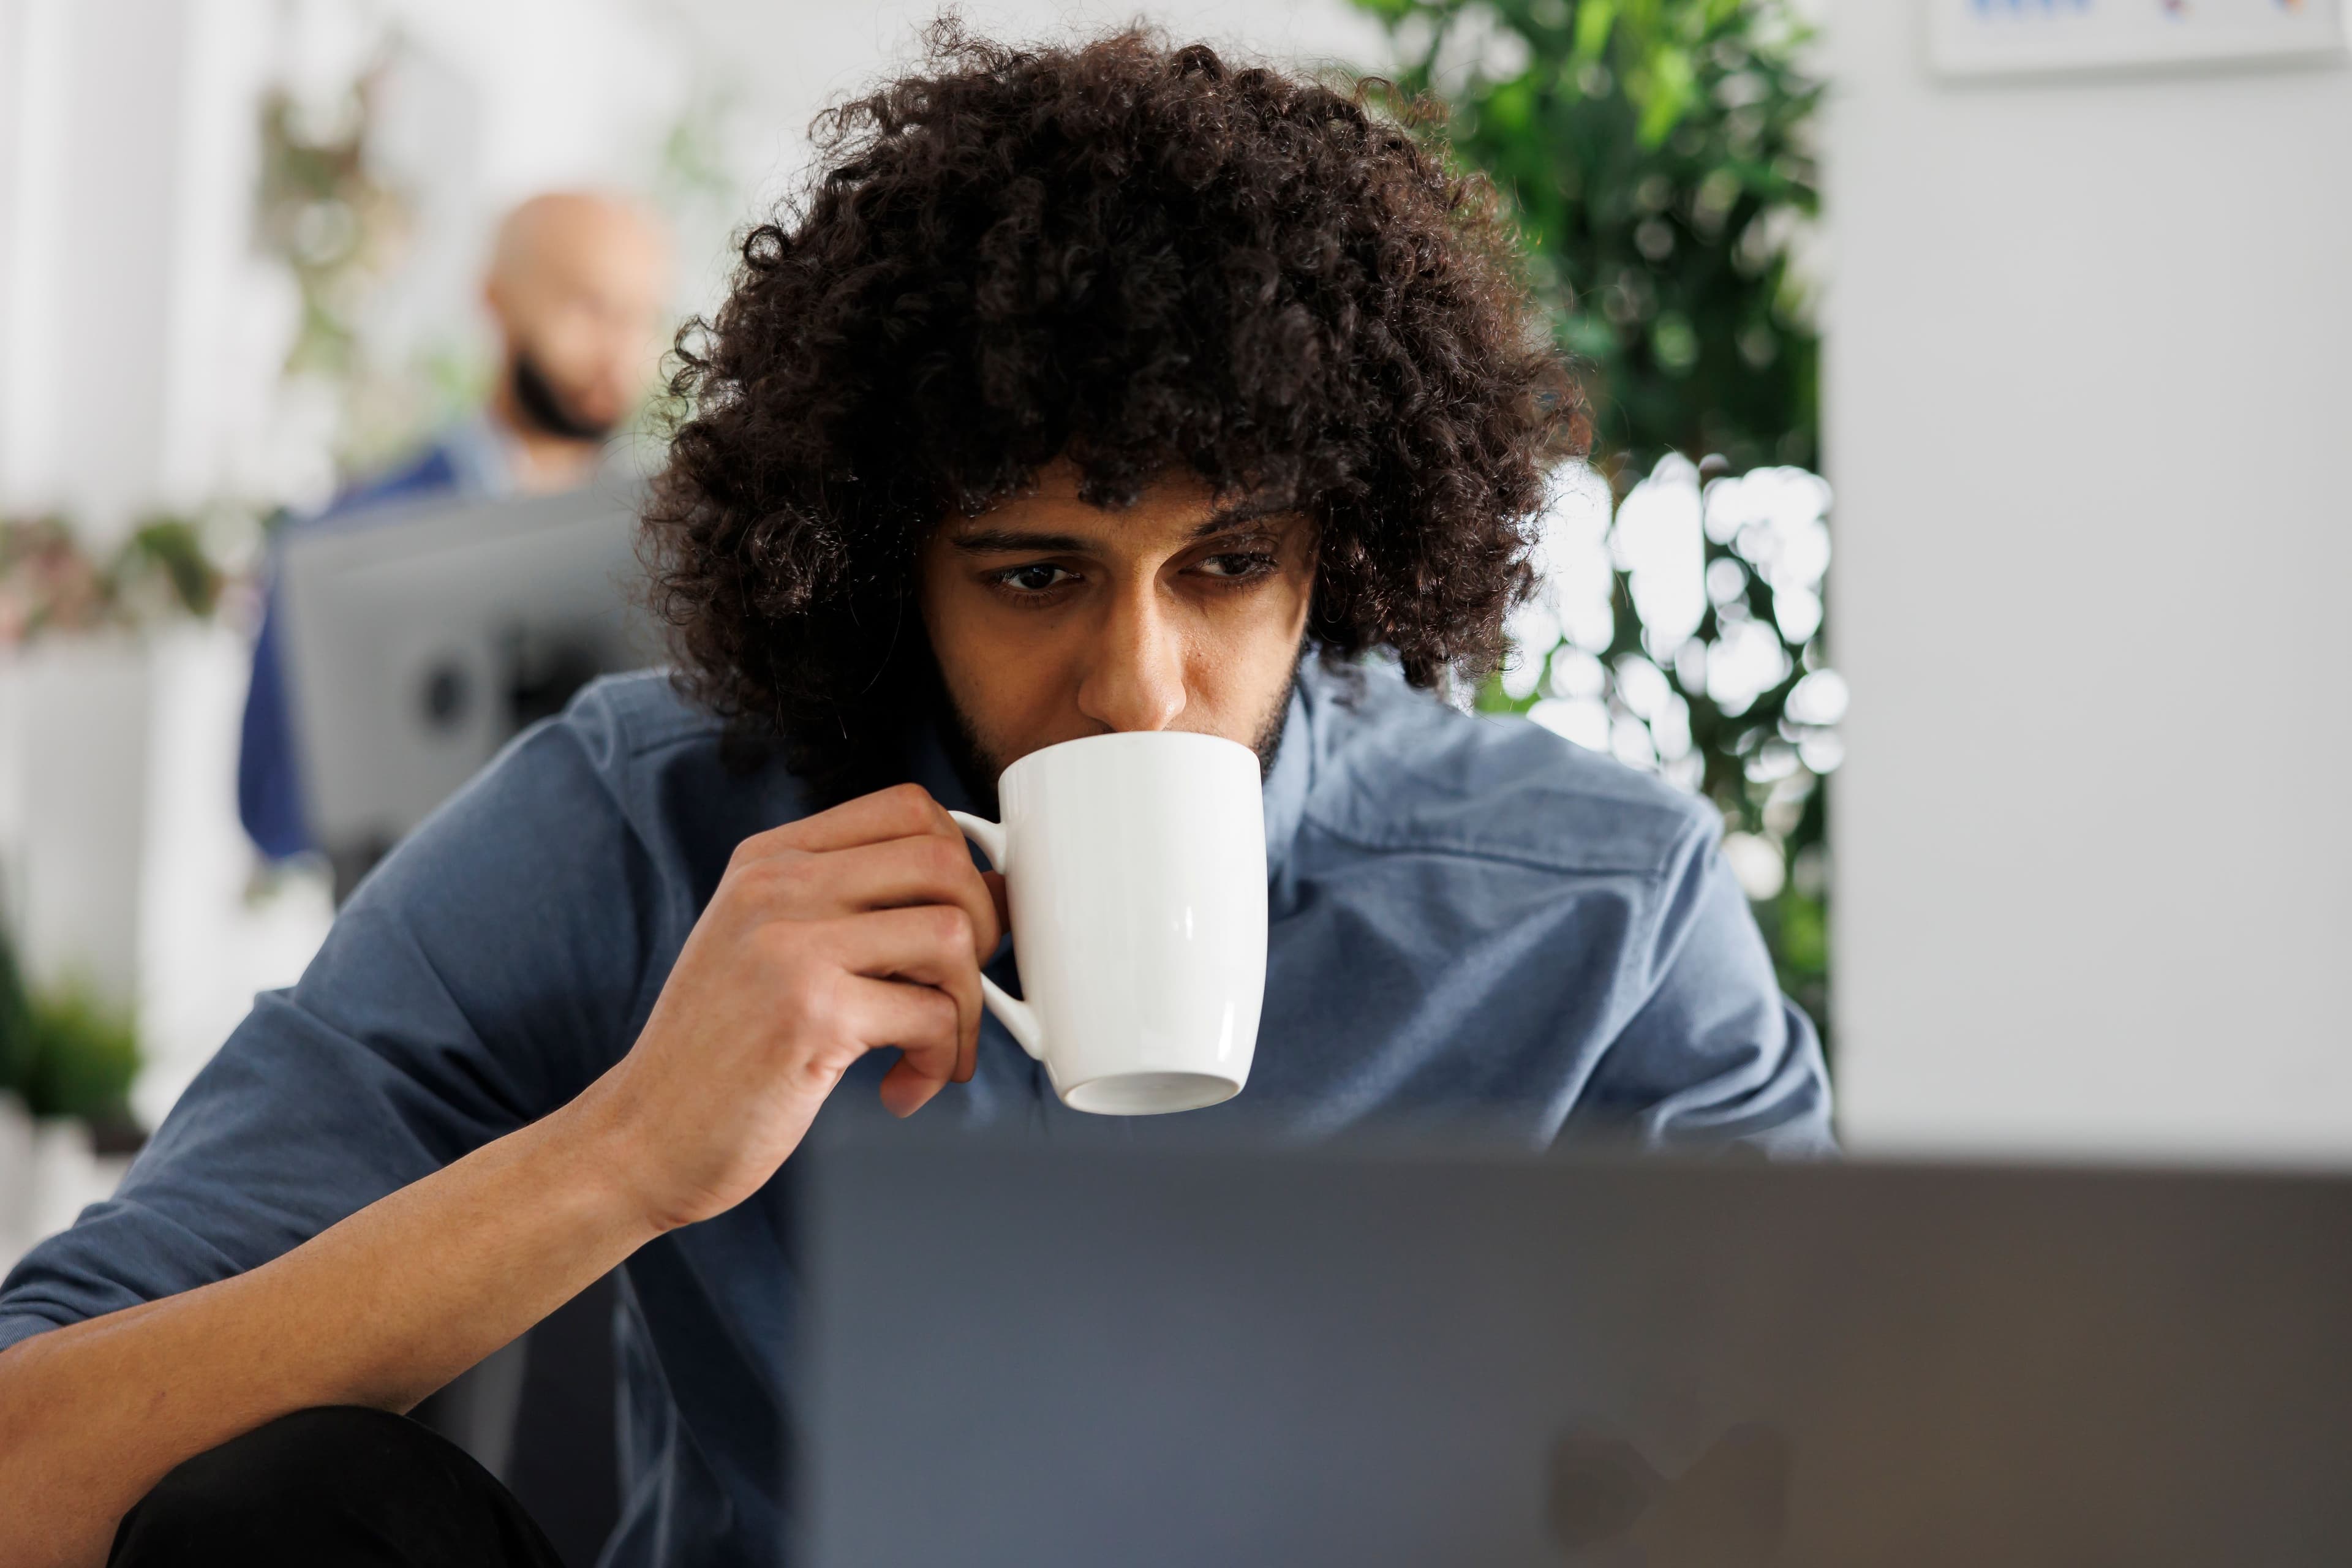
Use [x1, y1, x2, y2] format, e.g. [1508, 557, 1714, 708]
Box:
[996, 564, 1076, 593]
[1197, 552, 1277, 580]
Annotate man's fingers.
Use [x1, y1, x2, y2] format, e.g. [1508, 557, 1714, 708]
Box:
[731, 783, 962, 864]
[810, 907, 985, 1082]
[835, 974, 963, 1117]
[734, 835, 1001, 959]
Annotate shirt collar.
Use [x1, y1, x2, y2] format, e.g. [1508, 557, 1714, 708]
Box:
[442, 409, 524, 496]
[1259, 674, 1314, 884]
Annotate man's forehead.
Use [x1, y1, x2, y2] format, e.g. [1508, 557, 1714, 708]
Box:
[494, 194, 671, 300]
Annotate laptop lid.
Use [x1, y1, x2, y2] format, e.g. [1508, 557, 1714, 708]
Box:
[798, 1137, 2352, 1567]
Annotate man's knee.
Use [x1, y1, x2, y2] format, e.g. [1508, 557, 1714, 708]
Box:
[110, 1405, 539, 1567]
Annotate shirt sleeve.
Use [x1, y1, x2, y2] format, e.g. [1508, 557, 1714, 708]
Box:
[236, 580, 312, 861]
[0, 700, 657, 1354]
[1569, 817, 1836, 1157]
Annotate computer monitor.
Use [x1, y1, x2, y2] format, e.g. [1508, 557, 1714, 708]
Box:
[799, 1137, 2352, 1567]
[277, 478, 662, 876]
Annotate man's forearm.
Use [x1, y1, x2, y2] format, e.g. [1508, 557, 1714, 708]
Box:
[0, 1088, 660, 1568]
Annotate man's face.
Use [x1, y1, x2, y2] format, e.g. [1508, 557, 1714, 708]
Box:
[486, 200, 671, 440]
[918, 460, 1317, 795]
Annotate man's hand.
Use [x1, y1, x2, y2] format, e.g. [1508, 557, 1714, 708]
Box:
[568, 782, 1006, 1234]
[0, 782, 1007, 1568]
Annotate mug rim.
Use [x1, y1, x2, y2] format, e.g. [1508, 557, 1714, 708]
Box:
[994, 728, 1258, 791]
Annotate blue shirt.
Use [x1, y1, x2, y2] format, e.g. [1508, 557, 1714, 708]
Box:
[239, 418, 520, 859]
[3, 658, 1830, 1566]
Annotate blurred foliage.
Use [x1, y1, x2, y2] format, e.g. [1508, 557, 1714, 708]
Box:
[0, 515, 228, 643]
[655, 77, 742, 217]
[1354, 0, 1833, 1039]
[257, 62, 435, 478]
[118, 519, 227, 620]
[0, 932, 140, 1126]
[1356, 0, 1820, 473]
[0, 929, 26, 1107]
[257, 78, 406, 386]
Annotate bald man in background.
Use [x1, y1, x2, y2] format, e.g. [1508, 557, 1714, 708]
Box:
[239, 191, 674, 864]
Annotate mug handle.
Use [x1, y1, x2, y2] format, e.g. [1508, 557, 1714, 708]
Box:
[948, 811, 1047, 1063]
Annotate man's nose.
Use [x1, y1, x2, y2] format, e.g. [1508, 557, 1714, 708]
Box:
[1075, 581, 1186, 733]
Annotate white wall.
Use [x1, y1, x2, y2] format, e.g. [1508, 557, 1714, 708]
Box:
[671, 0, 1390, 183]
[0, 0, 189, 537]
[1824, 4, 2352, 1163]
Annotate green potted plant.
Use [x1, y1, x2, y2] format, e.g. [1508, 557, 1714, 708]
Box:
[0, 925, 141, 1142]
[0, 921, 143, 1271]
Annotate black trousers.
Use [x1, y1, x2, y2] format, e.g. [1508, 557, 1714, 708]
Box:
[109, 1406, 568, 1567]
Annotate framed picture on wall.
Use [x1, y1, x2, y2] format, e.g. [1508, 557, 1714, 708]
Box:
[1928, 0, 2352, 78]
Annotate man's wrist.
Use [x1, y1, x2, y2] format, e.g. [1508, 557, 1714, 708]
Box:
[530, 1074, 674, 1248]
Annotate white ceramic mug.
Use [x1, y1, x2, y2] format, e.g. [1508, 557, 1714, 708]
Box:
[949, 730, 1267, 1115]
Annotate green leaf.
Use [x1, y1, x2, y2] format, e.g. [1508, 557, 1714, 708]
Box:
[1574, 0, 1621, 62]
[1634, 43, 1697, 145]
[1485, 75, 1537, 134]
[116, 518, 222, 619]
[1776, 891, 1828, 977]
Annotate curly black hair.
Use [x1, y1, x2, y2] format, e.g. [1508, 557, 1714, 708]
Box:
[643, 20, 1583, 803]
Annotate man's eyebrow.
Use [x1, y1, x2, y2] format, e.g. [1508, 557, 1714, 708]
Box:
[948, 504, 1299, 556]
[948, 529, 1090, 555]
[1188, 497, 1299, 539]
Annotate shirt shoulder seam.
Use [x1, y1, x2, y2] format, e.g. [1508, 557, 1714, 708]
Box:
[616, 717, 726, 761]
[588, 676, 728, 762]
[1297, 812, 1686, 880]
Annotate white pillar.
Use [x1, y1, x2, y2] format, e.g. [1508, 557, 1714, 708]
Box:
[0, 639, 150, 1008]
[1823, 2, 2352, 1164]
[0, 0, 285, 1029]
[0, 0, 272, 537]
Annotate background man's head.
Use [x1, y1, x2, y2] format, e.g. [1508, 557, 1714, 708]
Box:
[644, 24, 1585, 802]
[483, 191, 672, 445]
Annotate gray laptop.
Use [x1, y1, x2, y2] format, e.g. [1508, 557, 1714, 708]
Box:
[798, 1137, 2352, 1566]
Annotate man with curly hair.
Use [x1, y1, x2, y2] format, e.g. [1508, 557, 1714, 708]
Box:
[0, 27, 1828, 1568]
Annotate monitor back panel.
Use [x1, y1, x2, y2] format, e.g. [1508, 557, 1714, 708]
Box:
[799, 1142, 2352, 1567]
[278, 480, 658, 851]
